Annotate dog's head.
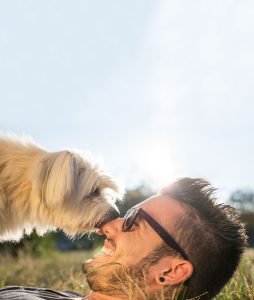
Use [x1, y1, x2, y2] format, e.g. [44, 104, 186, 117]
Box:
[30, 150, 124, 235]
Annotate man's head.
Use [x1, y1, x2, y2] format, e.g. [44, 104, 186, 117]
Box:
[83, 178, 247, 299]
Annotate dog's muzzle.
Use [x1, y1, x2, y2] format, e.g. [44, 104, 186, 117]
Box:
[95, 209, 120, 229]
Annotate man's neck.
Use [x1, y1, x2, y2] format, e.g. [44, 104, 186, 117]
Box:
[83, 291, 126, 300]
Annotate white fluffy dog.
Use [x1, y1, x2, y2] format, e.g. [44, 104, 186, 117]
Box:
[0, 133, 123, 241]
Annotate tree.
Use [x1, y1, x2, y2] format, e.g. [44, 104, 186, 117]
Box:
[117, 184, 154, 216]
[229, 189, 254, 212]
[229, 189, 254, 247]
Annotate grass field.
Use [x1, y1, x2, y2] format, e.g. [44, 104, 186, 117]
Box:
[0, 249, 253, 299]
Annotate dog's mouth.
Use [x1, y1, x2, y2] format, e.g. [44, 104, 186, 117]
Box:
[95, 209, 120, 229]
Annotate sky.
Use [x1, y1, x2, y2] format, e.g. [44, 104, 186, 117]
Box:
[0, 1, 254, 201]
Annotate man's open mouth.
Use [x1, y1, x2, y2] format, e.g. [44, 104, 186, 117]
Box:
[101, 238, 115, 256]
[101, 247, 114, 256]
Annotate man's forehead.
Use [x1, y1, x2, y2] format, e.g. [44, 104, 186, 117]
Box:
[136, 194, 186, 227]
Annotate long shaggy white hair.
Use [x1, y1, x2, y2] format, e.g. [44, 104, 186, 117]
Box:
[0, 133, 124, 241]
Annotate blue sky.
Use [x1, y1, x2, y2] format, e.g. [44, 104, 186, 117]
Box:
[0, 1, 254, 201]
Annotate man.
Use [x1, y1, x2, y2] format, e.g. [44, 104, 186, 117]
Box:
[0, 178, 247, 300]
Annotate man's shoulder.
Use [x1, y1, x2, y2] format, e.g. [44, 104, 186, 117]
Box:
[0, 286, 83, 300]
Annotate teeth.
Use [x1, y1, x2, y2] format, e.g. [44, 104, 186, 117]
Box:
[101, 246, 113, 256]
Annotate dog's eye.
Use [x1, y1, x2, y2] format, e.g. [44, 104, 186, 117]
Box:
[78, 168, 86, 176]
[91, 188, 100, 197]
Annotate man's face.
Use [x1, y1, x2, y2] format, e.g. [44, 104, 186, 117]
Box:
[82, 194, 187, 297]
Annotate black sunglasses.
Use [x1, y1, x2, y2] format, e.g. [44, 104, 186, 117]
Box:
[122, 207, 189, 261]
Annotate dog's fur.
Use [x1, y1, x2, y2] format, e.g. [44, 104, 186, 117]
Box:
[0, 133, 123, 241]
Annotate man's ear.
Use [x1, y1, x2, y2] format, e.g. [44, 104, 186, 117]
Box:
[154, 256, 193, 287]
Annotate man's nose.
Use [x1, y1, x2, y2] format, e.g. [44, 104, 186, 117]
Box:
[98, 218, 123, 236]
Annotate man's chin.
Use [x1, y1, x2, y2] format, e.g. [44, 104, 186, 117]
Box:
[82, 253, 126, 296]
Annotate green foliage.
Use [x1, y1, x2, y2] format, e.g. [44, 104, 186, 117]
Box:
[0, 230, 58, 257]
[117, 184, 154, 216]
[229, 189, 254, 212]
[229, 189, 254, 247]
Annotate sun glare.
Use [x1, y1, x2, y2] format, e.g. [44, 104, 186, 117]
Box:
[137, 143, 176, 189]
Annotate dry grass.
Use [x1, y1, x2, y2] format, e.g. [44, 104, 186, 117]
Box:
[0, 249, 253, 299]
[214, 249, 254, 300]
[0, 250, 91, 294]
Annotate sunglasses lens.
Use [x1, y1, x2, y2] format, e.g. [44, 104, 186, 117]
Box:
[122, 208, 138, 231]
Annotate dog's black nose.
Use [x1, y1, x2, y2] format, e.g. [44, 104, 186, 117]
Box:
[95, 209, 120, 229]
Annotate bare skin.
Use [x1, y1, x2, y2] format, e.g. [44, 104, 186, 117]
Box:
[82, 194, 193, 300]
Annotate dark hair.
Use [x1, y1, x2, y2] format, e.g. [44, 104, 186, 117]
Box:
[160, 178, 247, 299]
